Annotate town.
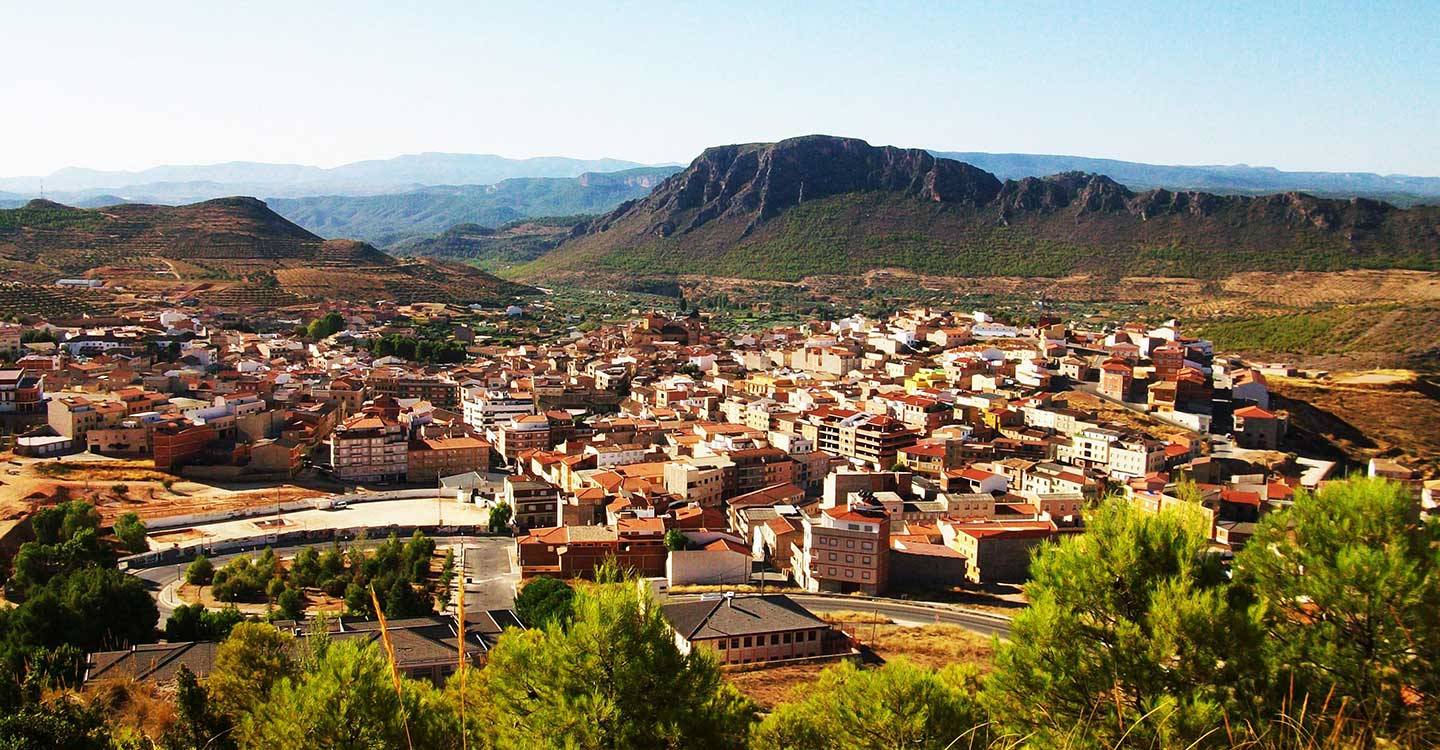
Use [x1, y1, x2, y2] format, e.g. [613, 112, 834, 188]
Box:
[3, 295, 1432, 650]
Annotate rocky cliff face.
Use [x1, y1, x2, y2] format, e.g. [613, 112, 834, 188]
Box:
[586, 135, 1004, 239]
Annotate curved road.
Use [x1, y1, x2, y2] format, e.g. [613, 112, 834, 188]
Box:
[135, 536, 512, 618]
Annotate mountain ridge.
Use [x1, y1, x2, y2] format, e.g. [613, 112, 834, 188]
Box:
[519, 135, 1440, 283]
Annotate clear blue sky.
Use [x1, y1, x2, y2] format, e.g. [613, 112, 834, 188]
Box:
[2, 0, 1437, 176]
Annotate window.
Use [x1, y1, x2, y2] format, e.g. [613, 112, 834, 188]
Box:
[716, 639, 726, 650]
[862, 571, 871, 580]
[845, 569, 854, 578]
[845, 555, 854, 563]
[848, 523, 860, 531]
[862, 556, 871, 565]
[846, 539, 855, 549]
[828, 567, 837, 575]
[861, 541, 873, 551]
[731, 638, 739, 649]
[743, 636, 752, 647]
[783, 633, 792, 644]
[770, 634, 779, 645]
[808, 630, 816, 641]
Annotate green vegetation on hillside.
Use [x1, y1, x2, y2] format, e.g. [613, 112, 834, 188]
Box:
[521, 184, 1440, 283]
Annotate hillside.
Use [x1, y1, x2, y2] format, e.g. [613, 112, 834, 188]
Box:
[0, 198, 533, 308]
[391, 217, 578, 272]
[518, 135, 1440, 283]
[268, 167, 677, 246]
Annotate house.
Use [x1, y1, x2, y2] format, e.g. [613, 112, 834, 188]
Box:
[516, 522, 667, 579]
[660, 594, 840, 666]
[1232, 405, 1285, 450]
[330, 413, 408, 482]
[87, 615, 501, 687]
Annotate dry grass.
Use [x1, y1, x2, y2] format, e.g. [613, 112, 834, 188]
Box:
[725, 622, 996, 710]
[1271, 374, 1440, 477]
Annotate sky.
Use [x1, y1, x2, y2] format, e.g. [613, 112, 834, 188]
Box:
[2, 0, 1437, 177]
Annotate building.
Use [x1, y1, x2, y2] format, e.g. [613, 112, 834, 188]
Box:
[1232, 405, 1285, 450]
[331, 414, 408, 482]
[793, 502, 890, 595]
[505, 475, 560, 529]
[407, 436, 490, 483]
[48, 394, 125, 439]
[944, 520, 1056, 584]
[368, 371, 460, 410]
[516, 522, 667, 579]
[661, 594, 839, 666]
[0, 369, 45, 415]
[152, 419, 218, 471]
[496, 414, 551, 464]
[1099, 360, 1133, 401]
[461, 387, 535, 431]
[807, 409, 919, 469]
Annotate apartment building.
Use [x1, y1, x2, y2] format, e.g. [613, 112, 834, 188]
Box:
[505, 475, 560, 529]
[461, 386, 535, 431]
[407, 436, 490, 483]
[806, 408, 919, 470]
[793, 501, 890, 595]
[330, 414, 408, 482]
[496, 414, 551, 463]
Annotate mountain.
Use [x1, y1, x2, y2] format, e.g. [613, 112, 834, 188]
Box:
[936, 152, 1440, 206]
[518, 135, 1440, 283]
[0, 153, 664, 203]
[267, 167, 679, 246]
[0, 198, 532, 308]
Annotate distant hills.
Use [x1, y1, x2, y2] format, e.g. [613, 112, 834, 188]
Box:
[516, 135, 1440, 283]
[0, 153, 663, 203]
[0, 198, 531, 306]
[937, 152, 1440, 206]
[268, 167, 678, 246]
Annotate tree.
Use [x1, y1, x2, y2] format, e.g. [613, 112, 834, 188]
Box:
[239, 639, 455, 750]
[113, 512, 147, 554]
[487, 503, 512, 534]
[664, 528, 690, 551]
[982, 499, 1263, 748]
[276, 587, 305, 621]
[162, 664, 232, 750]
[53, 567, 159, 651]
[0, 696, 112, 750]
[480, 580, 754, 749]
[185, 556, 214, 586]
[206, 622, 296, 720]
[1235, 477, 1440, 738]
[753, 659, 991, 750]
[165, 604, 244, 642]
[513, 577, 576, 630]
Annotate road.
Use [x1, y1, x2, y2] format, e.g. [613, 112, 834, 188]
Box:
[138, 535, 515, 618]
[670, 592, 1012, 638]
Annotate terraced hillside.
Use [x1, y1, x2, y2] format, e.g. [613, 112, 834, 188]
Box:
[0, 198, 534, 308]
